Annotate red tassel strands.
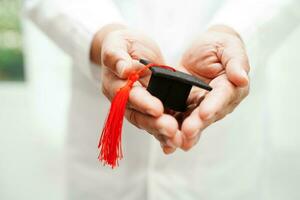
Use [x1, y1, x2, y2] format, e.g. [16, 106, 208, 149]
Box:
[98, 60, 175, 168]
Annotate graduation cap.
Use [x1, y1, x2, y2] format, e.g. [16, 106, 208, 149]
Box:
[140, 59, 212, 112]
[98, 59, 212, 168]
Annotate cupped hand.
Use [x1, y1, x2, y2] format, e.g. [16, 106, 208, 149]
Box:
[177, 25, 250, 151]
[91, 24, 182, 153]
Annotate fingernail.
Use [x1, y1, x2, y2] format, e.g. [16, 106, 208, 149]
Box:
[174, 130, 183, 147]
[191, 129, 200, 138]
[166, 139, 176, 148]
[162, 146, 176, 155]
[207, 114, 213, 121]
[159, 128, 169, 137]
[239, 69, 249, 84]
[240, 68, 248, 77]
[146, 109, 156, 116]
[116, 60, 127, 76]
[204, 112, 214, 121]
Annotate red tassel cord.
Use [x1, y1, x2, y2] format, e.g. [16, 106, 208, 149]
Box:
[98, 61, 175, 168]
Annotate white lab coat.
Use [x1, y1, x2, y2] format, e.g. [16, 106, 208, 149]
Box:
[24, 0, 300, 200]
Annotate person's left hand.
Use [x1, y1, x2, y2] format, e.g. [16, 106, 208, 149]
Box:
[168, 25, 250, 152]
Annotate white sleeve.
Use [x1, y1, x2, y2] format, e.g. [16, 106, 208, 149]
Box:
[210, 0, 292, 41]
[210, 0, 300, 72]
[23, 0, 124, 82]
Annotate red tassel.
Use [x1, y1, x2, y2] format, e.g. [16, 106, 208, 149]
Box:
[98, 62, 175, 168]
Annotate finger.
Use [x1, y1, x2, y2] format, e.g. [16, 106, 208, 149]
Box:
[181, 132, 201, 151]
[130, 59, 152, 86]
[129, 86, 164, 117]
[101, 37, 133, 78]
[180, 105, 210, 151]
[129, 45, 165, 86]
[189, 58, 223, 79]
[182, 44, 217, 68]
[181, 44, 224, 79]
[198, 74, 237, 121]
[130, 42, 164, 64]
[102, 42, 163, 81]
[102, 68, 163, 117]
[177, 89, 206, 140]
[225, 58, 249, 87]
[181, 107, 205, 139]
[182, 75, 249, 141]
[163, 130, 183, 149]
[152, 131, 180, 149]
[187, 61, 224, 80]
[101, 36, 149, 78]
[125, 110, 181, 148]
[161, 143, 177, 155]
[169, 130, 183, 148]
[125, 109, 179, 139]
[186, 86, 206, 105]
[221, 45, 250, 87]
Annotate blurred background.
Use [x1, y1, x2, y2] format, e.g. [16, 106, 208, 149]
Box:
[0, 0, 69, 199]
[0, 0, 24, 81]
[1, 0, 300, 200]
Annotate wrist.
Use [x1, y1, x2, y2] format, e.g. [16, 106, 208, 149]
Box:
[90, 23, 127, 65]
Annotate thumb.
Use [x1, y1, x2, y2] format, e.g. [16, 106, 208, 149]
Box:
[225, 58, 249, 87]
[101, 35, 139, 78]
[101, 46, 134, 78]
[221, 46, 250, 87]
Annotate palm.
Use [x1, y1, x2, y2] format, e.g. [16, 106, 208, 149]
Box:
[175, 32, 249, 150]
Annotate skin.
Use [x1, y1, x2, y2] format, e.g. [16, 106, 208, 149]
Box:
[178, 25, 250, 151]
[91, 24, 250, 154]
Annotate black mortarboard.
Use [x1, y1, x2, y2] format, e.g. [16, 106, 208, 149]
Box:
[98, 59, 213, 168]
[140, 59, 212, 112]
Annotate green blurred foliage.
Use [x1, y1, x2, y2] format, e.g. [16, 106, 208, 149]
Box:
[0, 0, 21, 30]
[0, 48, 24, 81]
[0, 0, 24, 82]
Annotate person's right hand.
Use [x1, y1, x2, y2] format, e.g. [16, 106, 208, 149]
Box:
[91, 24, 182, 154]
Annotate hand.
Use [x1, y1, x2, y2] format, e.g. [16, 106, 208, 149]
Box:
[178, 25, 250, 151]
[91, 24, 182, 153]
